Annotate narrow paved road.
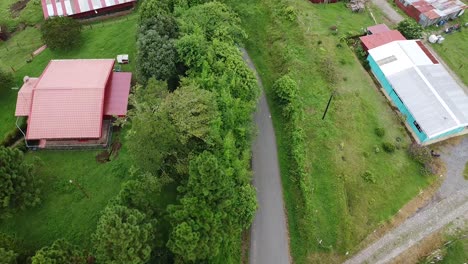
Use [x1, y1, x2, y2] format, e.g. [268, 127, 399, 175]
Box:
[241, 48, 291, 264]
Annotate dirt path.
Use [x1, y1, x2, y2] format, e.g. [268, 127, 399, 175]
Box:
[370, 0, 403, 24]
[344, 137, 468, 264]
[242, 48, 291, 264]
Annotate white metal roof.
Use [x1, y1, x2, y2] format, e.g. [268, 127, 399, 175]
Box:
[369, 40, 468, 138]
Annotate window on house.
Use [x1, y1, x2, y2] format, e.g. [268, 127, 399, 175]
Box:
[413, 121, 423, 133]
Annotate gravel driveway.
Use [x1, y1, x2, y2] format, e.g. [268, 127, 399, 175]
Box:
[344, 137, 468, 264]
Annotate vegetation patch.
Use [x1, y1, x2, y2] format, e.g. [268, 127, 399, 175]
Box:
[224, 0, 432, 262]
[430, 15, 468, 86]
[0, 147, 130, 250]
[463, 162, 468, 180]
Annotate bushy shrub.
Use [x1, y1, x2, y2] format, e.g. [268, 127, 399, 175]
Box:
[382, 142, 395, 153]
[408, 143, 431, 165]
[0, 248, 17, 264]
[361, 171, 376, 183]
[273, 75, 298, 107]
[375, 127, 385, 137]
[397, 19, 423, 39]
[41, 17, 82, 50]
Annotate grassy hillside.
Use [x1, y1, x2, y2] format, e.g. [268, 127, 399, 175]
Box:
[224, 0, 433, 262]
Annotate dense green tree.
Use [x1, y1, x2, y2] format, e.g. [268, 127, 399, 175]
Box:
[31, 239, 86, 264]
[92, 205, 154, 264]
[0, 248, 17, 264]
[0, 69, 14, 91]
[116, 172, 163, 217]
[139, 14, 179, 39]
[127, 81, 221, 177]
[0, 147, 41, 218]
[139, 0, 173, 19]
[40, 17, 81, 50]
[397, 19, 423, 39]
[167, 150, 257, 261]
[179, 2, 246, 43]
[167, 152, 231, 261]
[161, 85, 221, 146]
[137, 30, 177, 82]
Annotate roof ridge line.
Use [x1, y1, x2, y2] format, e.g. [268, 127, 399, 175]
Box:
[412, 66, 461, 126]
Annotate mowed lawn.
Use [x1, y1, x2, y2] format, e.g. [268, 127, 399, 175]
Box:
[226, 1, 433, 263]
[0, 141, 131, 250]
[0, 0, 43, 31]
[430, 16, 468, 86]
[0, 14, 138, 141]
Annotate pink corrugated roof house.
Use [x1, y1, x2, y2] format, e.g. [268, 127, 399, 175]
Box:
[15, 59, 131, 148]
[41, 0, 137, 19]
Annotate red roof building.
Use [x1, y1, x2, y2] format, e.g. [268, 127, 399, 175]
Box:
[395, 0, 466, 27]
[41, 0, 137, 19]
[15, 59, 131, 148]
[360, 30, 407, 51]
[367, 24, 391, 34]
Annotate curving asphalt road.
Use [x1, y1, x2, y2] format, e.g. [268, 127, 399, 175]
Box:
[241, 48, 291, 264]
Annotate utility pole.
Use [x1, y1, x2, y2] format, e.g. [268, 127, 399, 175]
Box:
[322, 90, 336, 120]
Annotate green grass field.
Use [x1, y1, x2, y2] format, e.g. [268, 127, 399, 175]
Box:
[0, 0, 43, 31]
[440, 236, 468, 264]
[0, 143, 130, 250]
[0, 14, 138, 141]
[430, 16, 468, 86]
[226, 0, 433, 262]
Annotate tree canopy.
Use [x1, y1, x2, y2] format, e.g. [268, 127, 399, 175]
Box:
[397, 19, 423, 39]
[40, 16, 82, 50]
[92, 205, 154, 264]
[31, 239, 86, 264]
[0, 147, 41, 218]
[137, 31, 177, 82]
[0, 248, 17, 264]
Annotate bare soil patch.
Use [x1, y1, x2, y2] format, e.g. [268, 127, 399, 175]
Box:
[10, 0, 30, 18]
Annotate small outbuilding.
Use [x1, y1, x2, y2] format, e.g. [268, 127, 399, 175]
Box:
[394, 0, 466, 27]
[15, 59, 132, 149]
[367, 40, 468, 144]
[360, 29, 407, 51]
[41, 0, 137, 19]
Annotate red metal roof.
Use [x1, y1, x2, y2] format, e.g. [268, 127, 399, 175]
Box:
[15, 78, 38, 116]
[15, 59, 132, 140]
[13, 59, 120, 140]
[41, 0, 137, 19]
[104, 72, 132, 116]
[360, 30, 407, 50]
[367, 24, 390, 34]
[27, 88, 105, 139]
[416, 41, 439, 64]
